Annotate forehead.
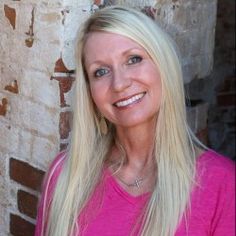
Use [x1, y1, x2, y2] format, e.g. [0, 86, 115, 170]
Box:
[83, 32, 145, 62]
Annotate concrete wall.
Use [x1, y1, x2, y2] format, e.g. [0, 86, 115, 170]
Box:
[0, 0, 217, 234]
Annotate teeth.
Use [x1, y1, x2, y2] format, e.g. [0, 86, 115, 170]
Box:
[115, 93, 145, 107]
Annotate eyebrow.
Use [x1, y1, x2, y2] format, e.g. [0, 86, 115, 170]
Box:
[121, 47, 143, 55]
[86, 47, 144, 68]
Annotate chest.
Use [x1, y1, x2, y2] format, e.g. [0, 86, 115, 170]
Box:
[77, 171, 215, 236]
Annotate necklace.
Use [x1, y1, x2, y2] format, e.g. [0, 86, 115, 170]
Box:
[116, 176, 144, 188]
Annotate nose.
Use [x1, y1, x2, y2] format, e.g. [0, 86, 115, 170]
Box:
[112, 67, 132, 92]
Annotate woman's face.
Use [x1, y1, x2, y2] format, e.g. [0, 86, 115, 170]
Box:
[84, 32, 162, 128]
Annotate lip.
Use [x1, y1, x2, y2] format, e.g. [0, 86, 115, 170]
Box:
[113, 92, 146, 108]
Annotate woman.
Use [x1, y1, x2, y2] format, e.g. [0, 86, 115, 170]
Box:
[35, 6, 235, 236]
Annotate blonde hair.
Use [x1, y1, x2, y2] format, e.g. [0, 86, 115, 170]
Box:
[44, 6, 204, 236]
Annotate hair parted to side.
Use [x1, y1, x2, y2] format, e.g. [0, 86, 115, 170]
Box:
[43, 6, 205, 236]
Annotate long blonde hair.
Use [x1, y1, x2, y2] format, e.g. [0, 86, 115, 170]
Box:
[44, 6, 204, 236]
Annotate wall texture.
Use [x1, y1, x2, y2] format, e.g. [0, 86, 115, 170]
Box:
[0, 0, 217, 235]
[186, 0, 235, 159]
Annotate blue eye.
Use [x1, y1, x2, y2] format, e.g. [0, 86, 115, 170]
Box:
[127, 55, 142, 65]
[94, 68, 109, 77]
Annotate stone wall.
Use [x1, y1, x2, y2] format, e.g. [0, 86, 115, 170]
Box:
[186, 0, 235, 159]
[0, 0, 217, 235]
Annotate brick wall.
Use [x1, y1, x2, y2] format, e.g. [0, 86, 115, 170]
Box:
[185, 0, 235, 159]
[210, 0, 235, 159]
[209, 75, 235, 159]
[9, 158, 44, 235]
[0, 0, 217, 235]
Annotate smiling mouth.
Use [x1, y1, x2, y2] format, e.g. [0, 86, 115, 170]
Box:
[114, 92, 146, 108]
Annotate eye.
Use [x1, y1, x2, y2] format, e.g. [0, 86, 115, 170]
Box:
[94, 68, 109, 77]
[127, 55, 142, 65]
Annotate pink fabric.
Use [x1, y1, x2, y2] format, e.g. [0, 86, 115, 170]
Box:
[175, 151, 235, 236]
[78, 169, 150, 235]
[34, 152, 66, 236]
[35, 150, 235, 236]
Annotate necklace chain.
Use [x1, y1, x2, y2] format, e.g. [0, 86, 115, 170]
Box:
[117, 176, 144, 188]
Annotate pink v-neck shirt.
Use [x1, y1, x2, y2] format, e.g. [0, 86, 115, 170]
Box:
[35, 150, 235, 235]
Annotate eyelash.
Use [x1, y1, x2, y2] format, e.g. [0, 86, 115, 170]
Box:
[127, 55, 143, 65]
[93, 55, 143, 78]
[94, 68, 109, 78]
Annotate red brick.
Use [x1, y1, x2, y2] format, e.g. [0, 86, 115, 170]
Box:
[54, 58, 70, 73]
[218, 76, 236, 93]
[58, 78, 74, 103]
[0, 98, 8, 116]
[4, 5, 16, 30]
[10, 158, 45, 191]
[17, 190, 38, 219]
[10, 214, 35, 236]
[4, 80, 19, 94]
[197, 128, 208, 146]
[217, 93, 236, 107]
[50, 76, 75, 107]
[59, 111, 72, 139]
[25, 8, 35, 48]
[94, 0, 103, 5]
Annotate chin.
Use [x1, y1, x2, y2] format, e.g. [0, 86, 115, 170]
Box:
[114, 114, 158, 129]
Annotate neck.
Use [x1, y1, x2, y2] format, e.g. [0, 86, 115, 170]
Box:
[114, 120, 157, 171]
[107, 121, 157, 195]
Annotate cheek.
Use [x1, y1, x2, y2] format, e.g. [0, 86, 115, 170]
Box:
[90, 88, 100, 106]
[155, 78, 162, 94]
[89, 84, 106, 112]
[150, 71, 162, 104]
[154, 81, 162, 103]
[149, 69, 162, 90]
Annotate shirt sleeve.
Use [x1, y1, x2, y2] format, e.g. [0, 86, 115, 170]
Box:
[34, 152, 66, 236]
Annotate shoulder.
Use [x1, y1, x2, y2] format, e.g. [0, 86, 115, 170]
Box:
[40, 150, 68, 202]
[35, 151, 68, 235]
[193, 150, 235, 235]
[42, 151, 67, 192]
[46, 151, 67, 179]
[178, 151, 235, 235]
[196, 149, 235, 179]
[192, 150, 235, 214]
[194, 149, 235, 202]
[39, 150, 68, 208]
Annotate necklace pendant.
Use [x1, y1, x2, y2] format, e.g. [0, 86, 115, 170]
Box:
[135, 179, 142, 188]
